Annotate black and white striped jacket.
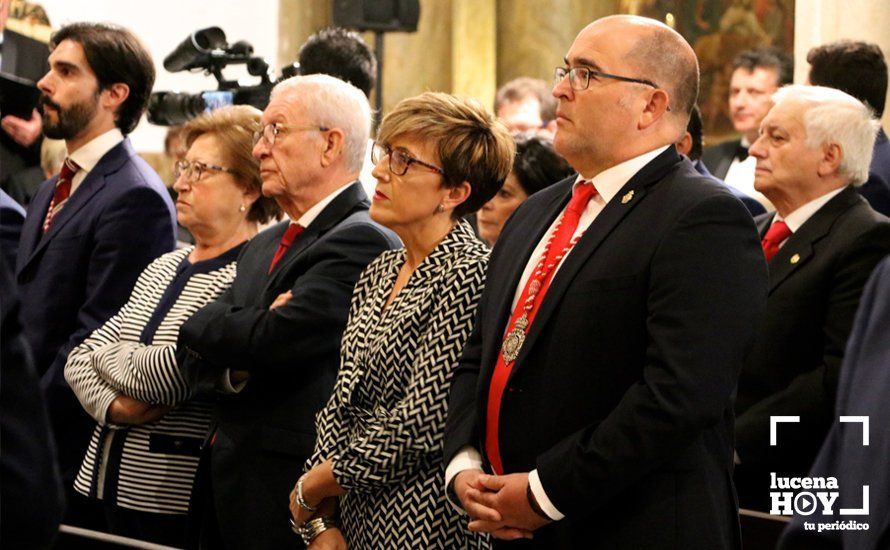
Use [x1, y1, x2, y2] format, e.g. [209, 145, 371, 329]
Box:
[65, 246, 238, 514]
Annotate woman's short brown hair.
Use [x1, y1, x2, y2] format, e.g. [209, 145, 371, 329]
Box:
[180, 105, 280, 224]
[376, 92, 515, 218]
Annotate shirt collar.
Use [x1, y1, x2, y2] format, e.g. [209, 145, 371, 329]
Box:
[294, 181, 354, 228]
[573, 145, 670, 204]
[68, 128, 124, 174]
[775, 186, 846, 233]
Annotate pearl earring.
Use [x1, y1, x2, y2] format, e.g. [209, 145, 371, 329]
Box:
[239, 204, 247, 212]
[437, 204, 445, 213]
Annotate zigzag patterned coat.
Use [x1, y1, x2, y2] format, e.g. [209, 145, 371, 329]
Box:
[308, 220, 490, 549]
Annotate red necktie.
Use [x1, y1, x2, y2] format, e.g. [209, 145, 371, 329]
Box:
[761, 220, 792, 262]
[43, 158, 80, 233]
[485, 182, 599, 474]
[268, 223, 304, 274]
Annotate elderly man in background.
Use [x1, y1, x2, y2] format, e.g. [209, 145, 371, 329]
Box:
[445, 15, 766, 549]
[703, 47, 793, 209]
[734, 85, 890, 511]
[177, 74, 400, 549]
[494, 77, 558, 138]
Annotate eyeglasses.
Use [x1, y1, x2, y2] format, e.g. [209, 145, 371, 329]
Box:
[174, 159, 236, 182]
[371, 142, 445, 177]
[253, 123, 329, 147]
[554, 66, 660, 91]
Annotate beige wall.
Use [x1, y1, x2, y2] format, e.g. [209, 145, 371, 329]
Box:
[276, 0, 617, 117]
[795, 0, 890, 128]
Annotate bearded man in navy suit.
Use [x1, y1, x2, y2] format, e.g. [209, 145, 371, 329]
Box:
[15, 23, 175, 526]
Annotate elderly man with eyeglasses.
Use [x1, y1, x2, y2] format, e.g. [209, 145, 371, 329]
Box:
[443, 15, 767, 549]
[176, 74, 399, 549]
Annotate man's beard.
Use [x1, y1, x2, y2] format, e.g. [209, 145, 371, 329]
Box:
[39, 93, 99, 141]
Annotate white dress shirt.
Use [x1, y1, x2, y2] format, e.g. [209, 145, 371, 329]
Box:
[723, 137, 773, 210]
[67, 128, 125, 195]
[769, 186, 846, 248]
[444, 145, 669, 521]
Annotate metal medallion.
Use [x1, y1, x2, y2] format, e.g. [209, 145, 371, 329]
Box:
[501, 313, 528, 363]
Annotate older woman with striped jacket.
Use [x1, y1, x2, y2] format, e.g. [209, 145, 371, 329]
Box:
[64, 105, 279, 547]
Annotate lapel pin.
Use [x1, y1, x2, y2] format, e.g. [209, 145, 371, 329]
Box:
[790, 253, 800, 264]
[621, 190, 634, 204]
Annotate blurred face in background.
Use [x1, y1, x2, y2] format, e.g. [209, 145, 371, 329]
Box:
[497, 98, 544, 135]
[729, 67, 780, 142]
[477, 173, 527, 245]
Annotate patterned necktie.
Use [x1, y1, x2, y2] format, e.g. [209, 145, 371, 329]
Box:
[268, 223, 304, 274]
[761, 220, 792, 262]
[43, 158, 80, 233]
[485, 181, 599, 475]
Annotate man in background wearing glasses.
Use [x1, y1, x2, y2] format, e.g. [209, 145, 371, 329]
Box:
[444, 15, 766, 549]
[177, 74, 399, 549]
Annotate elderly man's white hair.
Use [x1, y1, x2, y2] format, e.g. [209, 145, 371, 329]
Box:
[271, 74, 371, 173]
[772, 84, 880, 185]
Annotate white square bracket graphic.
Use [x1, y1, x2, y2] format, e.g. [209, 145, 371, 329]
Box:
[770, 416, 800, 446]
[840, 416, 869, 446]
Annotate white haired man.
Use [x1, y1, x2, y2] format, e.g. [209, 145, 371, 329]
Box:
[177, 74, 400, 548]
[734, 85, 890, 511]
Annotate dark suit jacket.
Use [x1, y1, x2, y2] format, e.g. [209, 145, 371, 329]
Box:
[445, 147, 768, 549]
[858, 129, 890, 216]
[15, 138, 176, 482]
[1, 188, 25, 266]
[692, 157, 766, 216]
[178, 182, 400, 549]
[779, 255, 890, 550]
[736, 187, 890, 482]
[1, 29, 49, 189]
[0, 253, 64, 549]
[702, 138, 742, 180]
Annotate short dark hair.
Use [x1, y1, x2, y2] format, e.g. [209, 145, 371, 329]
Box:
[732, 47, 794, 87]
[685, 105, 704, 161]
[51, 23, 155, 135]
[807, 40, 887, 118]
[512, 136, 574, 196]
[494, 77, 557, 124]
[298, 27, 377, 98]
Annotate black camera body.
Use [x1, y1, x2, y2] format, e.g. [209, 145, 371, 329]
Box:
[148, 27, 298, 126]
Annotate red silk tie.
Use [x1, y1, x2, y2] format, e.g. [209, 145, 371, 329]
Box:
[268, 223, 304, 274]
[43, 158, 80, 233]
[485, 182, 599, 475]
[761, 220, 792, 262]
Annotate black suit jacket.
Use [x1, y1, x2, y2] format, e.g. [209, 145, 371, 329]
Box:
[1, 188, 25, 266]
[445, 147, 768, 549]
[702, 138, 742, 180]
[178, 182, 400, 549]
[1, 29, 49, 189]
[736, 187, 890, 479]
[15, 138, 176, 482]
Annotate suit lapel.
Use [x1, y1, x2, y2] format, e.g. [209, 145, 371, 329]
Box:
[261, 182, 367, 296]
[18, 141, 130, 273]
[481, 180, 572, 375]
[1, 32, 21, 74]
[767, 186, 860, 293]
[16, 177, 55, 275]
[714, 140, 738, 180]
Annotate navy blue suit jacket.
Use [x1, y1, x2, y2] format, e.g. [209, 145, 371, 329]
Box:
[692, 158, 766, 216]
[779, 255, 890, 550]
[857, 129, 890, 217]
[1, 189, 26, 267]
[15, 137, 176, 482]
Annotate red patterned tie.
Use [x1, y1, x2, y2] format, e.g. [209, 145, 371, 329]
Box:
[761, 220, 792, 262]
[485, 182, 599, 474]
[43, 158, 80, 233]
[268, 223, 304, 274]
